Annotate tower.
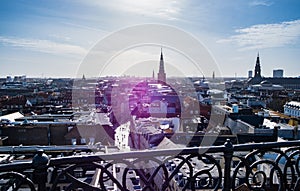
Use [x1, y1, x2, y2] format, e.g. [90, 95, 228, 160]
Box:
[157, 49, 166, 83]
[273, 69, 283, 78]
[248, 70, 253, 78]
[254, 52, 261, 78]
[248, 52, 263, 85]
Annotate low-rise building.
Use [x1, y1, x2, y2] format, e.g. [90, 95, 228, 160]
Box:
[284, 101, 300, 118]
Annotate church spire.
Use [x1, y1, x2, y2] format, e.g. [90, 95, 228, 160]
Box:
[159, 48, 165, 73]
[254, 52, 261, 78]
[157, 48, 166, 83]
[160, 47, 164, 61]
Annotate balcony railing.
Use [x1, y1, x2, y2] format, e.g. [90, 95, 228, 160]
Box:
[0, 139, 300, 191]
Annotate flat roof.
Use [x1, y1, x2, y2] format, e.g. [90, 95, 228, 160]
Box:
[0, 112, 24, 122]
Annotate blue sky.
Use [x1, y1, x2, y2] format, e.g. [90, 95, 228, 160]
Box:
[0, 0, 300, 78]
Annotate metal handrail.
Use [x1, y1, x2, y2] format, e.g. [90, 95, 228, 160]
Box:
[0, 140, 300, 191]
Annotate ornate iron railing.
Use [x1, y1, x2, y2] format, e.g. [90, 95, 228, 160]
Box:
[0, 140, 300, 191]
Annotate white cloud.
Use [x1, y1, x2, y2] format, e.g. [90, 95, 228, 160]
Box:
[249, 0, 273, 7]
[218, 19, 300, 50]
[0, 36, 87, 57]
[86, 0, 183, 20]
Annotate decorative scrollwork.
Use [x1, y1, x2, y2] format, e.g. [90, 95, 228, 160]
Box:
[0, 171, 36, 191]
[1, 140, 300, 190]
[161, 153, 222, 191]
[231, 148, 293, 191]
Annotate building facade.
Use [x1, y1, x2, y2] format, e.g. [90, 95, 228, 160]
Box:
[273, 69, 284, 78]
[284, 101, 300, 118]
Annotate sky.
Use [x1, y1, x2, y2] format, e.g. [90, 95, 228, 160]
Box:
[0, 0, 300, 78]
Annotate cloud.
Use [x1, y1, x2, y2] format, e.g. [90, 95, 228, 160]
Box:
[218, 19, 300, 50]
[0, 36, 87, 57]
[249, 0, 273, 7]
[85, 0, 183, 20]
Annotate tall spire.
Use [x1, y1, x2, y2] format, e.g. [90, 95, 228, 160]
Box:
[160, 47, 164, 61]
[256, 52, 260, 64]
[157, 48, 166, 83]
[254, 52, 261, 78]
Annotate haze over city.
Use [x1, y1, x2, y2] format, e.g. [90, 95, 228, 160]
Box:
[2, 1, 300, 190]
[1, 0, 300, 78]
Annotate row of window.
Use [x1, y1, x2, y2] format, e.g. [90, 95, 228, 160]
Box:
[284, 108, 300, 117]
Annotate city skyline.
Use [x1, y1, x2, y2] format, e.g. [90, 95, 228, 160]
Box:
[1, 0, 300, 78]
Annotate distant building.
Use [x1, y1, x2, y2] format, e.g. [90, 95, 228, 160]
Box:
[247, 54, 300, 89]
[266, 77, 300, 89]
[13, 75, 26, 82]
[149, 99, 168, 115]
[129, 80, 181, 118]
[273, 69, 284, 78]
[6, 76, 13, 83]
[248, 70, 253, 78]
[284, 101, 300, 118]
[248, 53, 263, 85]
[114, 122, 130, 151]
[247, 96, 266, 108]
[157, 49, 166, 83]
[0, 122, 72, 146]
[250, 80, 284, 92]
[64, 124, 114, 146]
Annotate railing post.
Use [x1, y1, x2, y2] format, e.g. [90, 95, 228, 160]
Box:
[32, 149, 49, 191]
[223, 139, 233, 191]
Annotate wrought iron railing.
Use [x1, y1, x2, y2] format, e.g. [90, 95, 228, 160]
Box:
[0, 139, 300, 191]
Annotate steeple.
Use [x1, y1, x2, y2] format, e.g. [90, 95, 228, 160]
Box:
[254, 52, 261, 78]
[248, 52, 263, 85]
[157, 48, 166, 83]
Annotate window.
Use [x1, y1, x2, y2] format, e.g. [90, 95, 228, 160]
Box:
[80, 138, 86, 144]
[71, 138, 76, 145]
